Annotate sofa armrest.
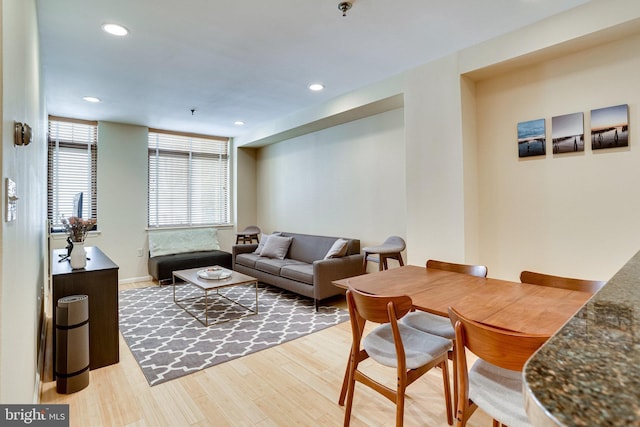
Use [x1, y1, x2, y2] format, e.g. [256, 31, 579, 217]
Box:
[313, 253, 364, 301]
[232, 244, 258, 269]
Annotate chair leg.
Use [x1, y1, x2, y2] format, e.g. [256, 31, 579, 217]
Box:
[451, 348, 458, 418]
[441, 359, 453, 425]
[397, 253, 404, 266]
[343, 358, 358, 427]
[362, 252, 369, 273]
[396, 383, 406, 427]
[339, 346, 355, 405]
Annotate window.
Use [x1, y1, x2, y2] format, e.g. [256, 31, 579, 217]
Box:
[47, 117, 98, 231]
[148, 129, 230, 227]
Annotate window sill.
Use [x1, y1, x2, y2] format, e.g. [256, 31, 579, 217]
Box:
[50, 230, 102, 240]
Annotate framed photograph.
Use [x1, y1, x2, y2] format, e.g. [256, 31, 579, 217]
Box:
[518, 118, 546, 158]
[591, 104, 629, 150]
[552, 112, 584, 154]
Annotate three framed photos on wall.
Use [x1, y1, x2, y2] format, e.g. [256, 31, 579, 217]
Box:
[518, 104, 629, 158]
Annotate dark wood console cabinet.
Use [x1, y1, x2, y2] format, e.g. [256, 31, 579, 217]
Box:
[51, 246, 119, 371]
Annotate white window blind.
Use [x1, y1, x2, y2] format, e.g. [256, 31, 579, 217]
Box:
[47, 117, 98, 231]
[148, 129, 230, 227]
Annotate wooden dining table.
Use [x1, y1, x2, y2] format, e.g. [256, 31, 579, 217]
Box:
[332, 265, 594, 336]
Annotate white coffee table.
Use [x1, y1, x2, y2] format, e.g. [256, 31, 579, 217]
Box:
[172, 266, 258, 326]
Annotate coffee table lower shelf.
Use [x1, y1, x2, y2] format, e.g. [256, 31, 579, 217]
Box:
[172, 267, 259, 326]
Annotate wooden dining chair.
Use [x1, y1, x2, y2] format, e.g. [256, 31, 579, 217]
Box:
[519, 270, 605, 294]
[401, 260, 488, 411]
[340, 287, 453, 427]
[426, 259, 488, 278]
[402, 259, 488, 350]
[448, 307, 548, 427]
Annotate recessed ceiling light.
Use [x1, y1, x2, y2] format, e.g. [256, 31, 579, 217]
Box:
[83, 96, 101, 103]
[234, 121, 245, 126]
[308, 83, 324, 92]
[102, 23, 129, 36]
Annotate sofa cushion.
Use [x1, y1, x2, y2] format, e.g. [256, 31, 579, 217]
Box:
[281, 263, 314, 285]
[324, 238, 349, 259]
[255, 257, 305, 275]
[260, 235, 292, 259]
[149, 227, 220, 257]
[235, 253, 262, 269]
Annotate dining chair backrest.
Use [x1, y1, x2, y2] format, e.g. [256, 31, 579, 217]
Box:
[448, 307, 548, 371]
[519, 270, 605, 294]
[448, 307, 549, 427]
[347, 287, 413, 325]
[427, 259, 488, 278]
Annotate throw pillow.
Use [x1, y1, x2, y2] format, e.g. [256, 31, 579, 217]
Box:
[260, 235, 292, 259]
[253, 233, 271, 254]
[324, 238, 349, 259]
[253, 232, 281, 255]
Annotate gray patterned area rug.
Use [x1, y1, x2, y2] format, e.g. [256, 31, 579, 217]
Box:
[119, 283, 349, 386]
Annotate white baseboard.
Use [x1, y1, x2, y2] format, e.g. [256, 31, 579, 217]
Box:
[119, 275, 153, 285]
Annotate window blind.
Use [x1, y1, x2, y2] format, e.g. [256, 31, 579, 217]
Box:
[47, 117, 98, 231]
[148, 129, 230, 227]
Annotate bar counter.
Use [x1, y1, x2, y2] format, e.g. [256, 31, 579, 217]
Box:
[524, 249, 640, 426]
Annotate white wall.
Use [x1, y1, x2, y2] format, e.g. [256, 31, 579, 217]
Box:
[255, 108, 406, 267]
[474, 32, 640, 281]
[0, 0, 47, 403]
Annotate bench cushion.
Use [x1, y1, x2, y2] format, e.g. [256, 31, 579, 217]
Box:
[148, 250, 231, 281]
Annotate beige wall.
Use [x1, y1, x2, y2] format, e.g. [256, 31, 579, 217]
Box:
[255, 108, 406, 268]
[50, 121, 237, 282]
[474, 32, 640, 281]
[240, 0, 640, 282]
[403, 55, 468, 267]
[234, 146, 257, 231]
[1, 0, 47, 403]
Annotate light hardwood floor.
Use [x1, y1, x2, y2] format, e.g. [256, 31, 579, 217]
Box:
[40, 280, 492, 426]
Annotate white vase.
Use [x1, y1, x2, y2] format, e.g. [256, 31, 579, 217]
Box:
[70, 241, 87, 269]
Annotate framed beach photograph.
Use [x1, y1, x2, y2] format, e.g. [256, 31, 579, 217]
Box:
[591, 104, 629, 150]
[518, 118, 546, 158]
[552, 112, 584, 154]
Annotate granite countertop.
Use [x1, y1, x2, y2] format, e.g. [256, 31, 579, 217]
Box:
[524, 250, 640, 426]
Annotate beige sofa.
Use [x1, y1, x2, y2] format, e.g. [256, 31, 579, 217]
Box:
[232, 231, 363, 309]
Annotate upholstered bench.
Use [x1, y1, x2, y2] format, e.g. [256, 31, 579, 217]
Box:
[147, 227, 232, 284]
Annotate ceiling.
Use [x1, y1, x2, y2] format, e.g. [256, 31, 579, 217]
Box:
[36, 0, 591, 139]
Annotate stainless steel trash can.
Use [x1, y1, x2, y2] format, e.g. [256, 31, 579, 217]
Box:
[56, 295, 90, 393]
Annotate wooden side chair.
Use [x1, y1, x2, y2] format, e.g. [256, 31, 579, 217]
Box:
[235, 225, 261, 244]
[402, 259, 488, 340]
[519, 270, 605, 294]
[339, 287, 453, 427]
[426, 259, 488, 278]
[362, 236, 406, 272]
[401, 260, 488, 410]
[448, 307, 548, 427]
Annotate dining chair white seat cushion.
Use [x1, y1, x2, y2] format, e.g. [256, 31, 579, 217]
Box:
[401, 311, 456, 340]
[363, 323, 451, 369]
[469, 359, 532, 427]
